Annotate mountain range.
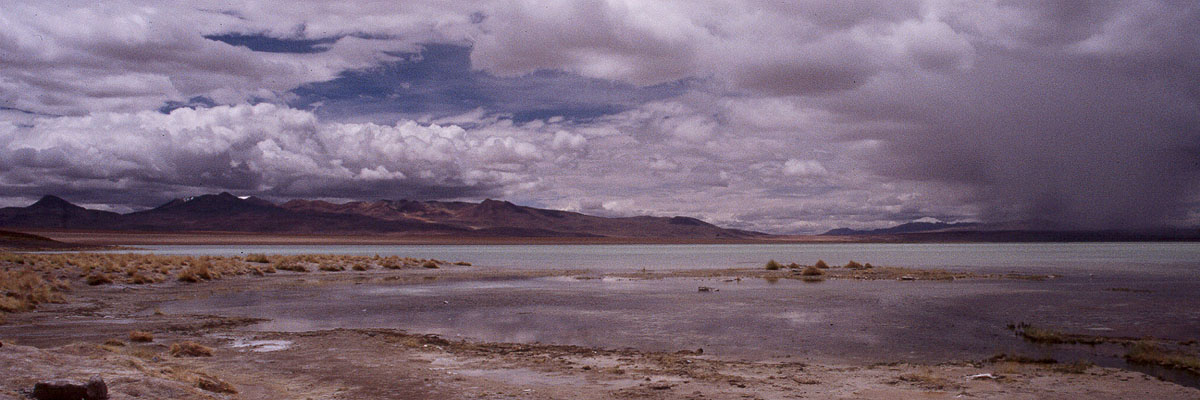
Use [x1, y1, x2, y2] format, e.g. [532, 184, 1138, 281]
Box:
[822, 220, 1200, 242]
[0, 194, 765, 239]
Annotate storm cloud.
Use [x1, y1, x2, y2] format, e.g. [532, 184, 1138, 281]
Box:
[0, 1, 1197, 232]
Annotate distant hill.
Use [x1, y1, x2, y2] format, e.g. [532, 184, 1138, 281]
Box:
[0, 194, 765, 239]
[823, 221, 980, 236]
[0, 229, 103, 250]
[822, 220, 1200, 242]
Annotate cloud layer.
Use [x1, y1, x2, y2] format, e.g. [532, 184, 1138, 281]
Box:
[1, 1, 1197, 232]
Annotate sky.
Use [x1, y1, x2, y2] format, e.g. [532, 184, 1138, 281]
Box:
[1, 1, 1198, 234]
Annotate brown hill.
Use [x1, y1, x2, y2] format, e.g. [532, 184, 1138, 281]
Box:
[281, 198, 763, 239]
[0, 194, 764, 239]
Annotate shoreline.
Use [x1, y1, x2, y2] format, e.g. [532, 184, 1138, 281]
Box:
[11, 229, 1200, 246]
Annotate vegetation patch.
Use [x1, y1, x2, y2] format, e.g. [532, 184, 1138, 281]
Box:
[800, 265, 824, 276]
[169, 341, 214, 357]
[1008, 323, 1135, 345]
[129, 330, 154, 343]
[1125, 341, 1200, 375]
[0, 269, 67, 312]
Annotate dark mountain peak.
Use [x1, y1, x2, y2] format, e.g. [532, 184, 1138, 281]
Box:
[31, 195, 83, 210]
[823, 228, 860, 235]
[669, 216, 713, 226]
[386, 199, 431, 213]
[148, 192, 280, 214]
[241, 196, 276, 207]
[823, 220, 981, 236]
[471, 199, 529, 216]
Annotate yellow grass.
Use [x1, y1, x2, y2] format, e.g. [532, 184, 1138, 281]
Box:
[170, 341, 214, 357]
[0, 251, 472, 313]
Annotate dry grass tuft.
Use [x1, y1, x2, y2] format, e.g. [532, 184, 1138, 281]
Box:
[764, 260, 783, 270]
[197, 375, 238, 394]
[814, 260, 829, 269]
[243, 253, 271, 263]
[129, 330, 154, 342]
[170, 341, 214, 357]
[86, 273, 113, 285]
[0, 270, 67, 312]
[273, 261, 308, 273]
[318, 263, 345, 272]
[422, 261, 440, 269]
[801, 265, 825, 276]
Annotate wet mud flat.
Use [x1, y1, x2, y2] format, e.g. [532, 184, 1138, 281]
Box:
[2, 266, 1199, 399]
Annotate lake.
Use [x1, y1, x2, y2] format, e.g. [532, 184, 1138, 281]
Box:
[142, 242, 1200, 387]
[112, 242, 1200, 276]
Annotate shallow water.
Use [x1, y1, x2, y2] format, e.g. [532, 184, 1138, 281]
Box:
[162, 274, 1200, 359]
[109, 242, 1200, 276]
[141, 242, 1200, 388]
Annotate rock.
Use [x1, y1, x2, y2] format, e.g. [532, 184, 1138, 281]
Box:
[32, 376, 107, 400]
[899, 275, 916, 281]
[86, 376, 108, 400]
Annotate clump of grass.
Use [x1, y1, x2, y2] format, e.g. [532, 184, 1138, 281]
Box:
[86, 273, 113, 285]
[814, 260, 829, 269]
[1009, 323, 1112, 345]
[801, 265, 825, 276]
[197, 375, 238, 394]
[845, 260, 865, 269]
[170, 341, 214, 357]
[453, 261, 472, 266]
[1124, 340, 1200, 373]
[273, 262, 308, 273]
[177, 261, 217, 282]
[351, 263, 369, 271]
[129, 330, 154, 343]
[104, 338, 126, 347]
[786, 263, 800, 269]
[129, 272, 154, 284]
[422, 261, 440, 269]
[244, 254, 270, 263]
[318, 264, 345, 272]
[0, 270, 67, 312]
[765, 260, 783, 270]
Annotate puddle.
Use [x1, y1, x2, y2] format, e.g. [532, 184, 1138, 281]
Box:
[230, 339, 292, 352]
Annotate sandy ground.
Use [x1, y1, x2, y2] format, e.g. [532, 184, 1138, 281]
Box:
[1, 268, 1197, 399]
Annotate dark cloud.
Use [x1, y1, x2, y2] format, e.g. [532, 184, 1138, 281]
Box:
[834, 42, 1200, 228]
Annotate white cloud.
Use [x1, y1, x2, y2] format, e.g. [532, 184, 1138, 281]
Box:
[782, 159, 829, 177]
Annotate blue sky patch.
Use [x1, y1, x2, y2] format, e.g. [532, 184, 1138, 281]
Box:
[205, 33, 339, 53]
[289, 44, 692, 123]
